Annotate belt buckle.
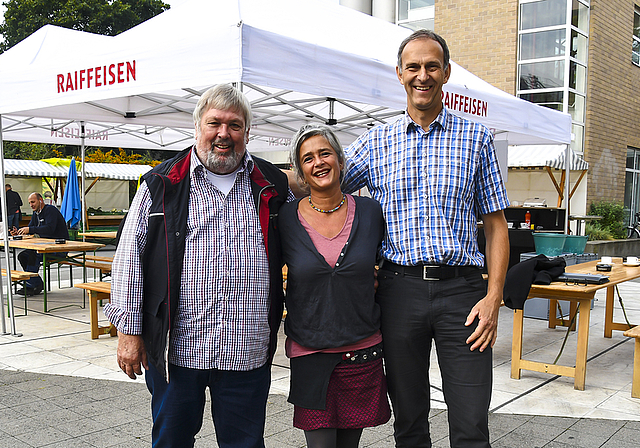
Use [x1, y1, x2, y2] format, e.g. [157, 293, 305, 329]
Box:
[422, 265, 440, 281]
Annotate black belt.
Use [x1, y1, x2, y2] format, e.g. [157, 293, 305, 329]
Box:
[380, 261, 480, 281]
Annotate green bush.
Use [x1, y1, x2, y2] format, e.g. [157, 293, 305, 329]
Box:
[588, 201, 626, 239]
[585, 223, 614, 241]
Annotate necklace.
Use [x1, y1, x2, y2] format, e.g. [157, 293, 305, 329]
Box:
[308, 194, 346, 213]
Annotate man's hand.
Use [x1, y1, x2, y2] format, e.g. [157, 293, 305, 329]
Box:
[117, 333, 148, 379]
[17, 227, 29, 235]
[464, 294, 501, 352]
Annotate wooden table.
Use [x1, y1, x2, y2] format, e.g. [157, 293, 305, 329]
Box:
[511, 258, 639, 390]
[78, 231, 117, 239]
[1, 237, 104, 312]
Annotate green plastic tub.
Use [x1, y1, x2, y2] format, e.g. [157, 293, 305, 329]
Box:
[533, 233, 567, 257]
[562, 235, 588, 254]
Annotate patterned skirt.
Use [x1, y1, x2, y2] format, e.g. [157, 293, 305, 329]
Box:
[293, 358, 391, 430]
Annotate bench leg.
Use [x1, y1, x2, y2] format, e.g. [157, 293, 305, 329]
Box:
[88, 291, 116, 339]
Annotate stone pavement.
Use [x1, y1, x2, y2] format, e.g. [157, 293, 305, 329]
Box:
[0, 368, 639, 448]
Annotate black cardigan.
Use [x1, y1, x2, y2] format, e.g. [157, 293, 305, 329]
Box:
[279, 195, 385, 349]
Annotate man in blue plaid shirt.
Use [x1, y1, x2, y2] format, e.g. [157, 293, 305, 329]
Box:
[342, 30, 510, 448]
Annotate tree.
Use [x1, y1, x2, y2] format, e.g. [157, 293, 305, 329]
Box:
[0, 0, 170, 53]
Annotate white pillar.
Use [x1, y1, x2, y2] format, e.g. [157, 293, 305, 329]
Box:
[340, 0, 372, 15]
[372, 0, 395, 23]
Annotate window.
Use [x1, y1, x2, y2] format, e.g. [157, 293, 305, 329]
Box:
[520, 0, 567, 30]
[397, 0, 434, 30]
[633, 7, 640, 66]
[624, 148, 640, 223]
[519, 29, 566, 60]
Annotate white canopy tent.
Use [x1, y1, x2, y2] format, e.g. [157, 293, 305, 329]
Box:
[0, 0, 573, 333]
[0, 0, 571, 148]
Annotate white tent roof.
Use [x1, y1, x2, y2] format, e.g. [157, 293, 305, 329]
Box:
[3, 159, 68, 177]
[0, 0, 571, 149]
[3, 159, 151, 180]
[84, 162, 152, 180]
[508, 145, 589, 171]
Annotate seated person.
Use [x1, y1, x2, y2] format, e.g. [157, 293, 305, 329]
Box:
[12, 192, 69, 296]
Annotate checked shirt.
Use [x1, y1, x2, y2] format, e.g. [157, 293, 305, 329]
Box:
[342, 107, 509, 268]
[106, 149, 274, 371]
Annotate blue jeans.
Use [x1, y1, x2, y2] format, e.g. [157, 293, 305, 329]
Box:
[145, 362, 270, 448]
[7, 212, 20, 230]
[377, 268, 492, 448]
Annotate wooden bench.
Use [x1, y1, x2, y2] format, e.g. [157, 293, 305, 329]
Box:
[2, 269, 41, 315]
[623, 325, 640, 398]
[74, 282, 117, 339]
[58, 259, 112, 284]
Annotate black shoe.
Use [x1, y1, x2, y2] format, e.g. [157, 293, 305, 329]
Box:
[31, 286, 43, 296]
[15, 287, 35, 296]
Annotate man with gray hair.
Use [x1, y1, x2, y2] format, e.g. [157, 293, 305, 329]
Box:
[105, 84, 292, 447]
[342, 30, 509, 447]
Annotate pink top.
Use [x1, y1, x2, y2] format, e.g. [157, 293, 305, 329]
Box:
[286, 194, 382, 358]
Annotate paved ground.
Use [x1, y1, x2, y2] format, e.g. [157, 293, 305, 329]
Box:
[0, 368, 639, 447]
[2, 249, 640, 446]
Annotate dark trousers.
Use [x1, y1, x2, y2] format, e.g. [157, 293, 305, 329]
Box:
[17, 249, 43, 289]
[145, 362, 270, 448]
[7, 212, 20, 229]
[377, 268, 492, 448]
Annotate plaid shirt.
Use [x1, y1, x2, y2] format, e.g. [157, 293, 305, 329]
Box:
[106, 148, 275, 371]
[343, 108, 509, 267]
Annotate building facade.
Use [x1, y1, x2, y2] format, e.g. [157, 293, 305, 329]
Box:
[340, 0, 640, 222]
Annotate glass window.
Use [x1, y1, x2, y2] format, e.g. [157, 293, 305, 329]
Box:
[398, 0, 434, 21]
[628, 148, 636, 169]
[571, 0, 589, 31]
[519, 60, 565, 90]
[518, 91, 564, 111]
[519, 29, 566, 60]
[520, 0, 567, 30]
[571, 30, 588, 62]
[571, 123, 584, 153]
[399, 19, 434, 31]
[634, 8, 640, 66]
[568, 92, 585, 122]
[569, 61, 586, 92]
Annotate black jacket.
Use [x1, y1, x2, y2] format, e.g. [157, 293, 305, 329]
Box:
[140, 148, 288, 381]
[279, 196, 384, 349]
[28, 204, 69, 239]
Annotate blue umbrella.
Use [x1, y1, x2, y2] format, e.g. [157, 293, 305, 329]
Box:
[60, 158, 82, 228]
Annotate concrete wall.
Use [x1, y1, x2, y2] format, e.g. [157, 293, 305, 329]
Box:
[586, 239, 640, 256]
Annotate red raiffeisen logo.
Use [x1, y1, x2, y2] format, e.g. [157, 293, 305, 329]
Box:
[57, 60, 136, 93]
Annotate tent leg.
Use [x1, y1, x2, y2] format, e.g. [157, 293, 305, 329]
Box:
[0, 115, 22, 337]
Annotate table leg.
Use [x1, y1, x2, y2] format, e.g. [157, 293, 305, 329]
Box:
[574, 300, 592, 390]
[511, 309, 524, 380]
[633, 339, 640, 399]
[89, 291, 99, 339]
[549, 299, 558, 329]
[42, 253, 47, 313]
[604, 285, 614, 338]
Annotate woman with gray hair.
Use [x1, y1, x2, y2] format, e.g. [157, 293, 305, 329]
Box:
[279, 124, 390, 448]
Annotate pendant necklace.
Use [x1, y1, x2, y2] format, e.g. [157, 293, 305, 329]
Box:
[308, 194, 346, 213]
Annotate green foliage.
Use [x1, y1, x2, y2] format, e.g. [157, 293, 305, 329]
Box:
[0, 0, 170, 53]
[587, 201, 626, 239]
[585, 223, 614, 241]
[1, 141, 65, 159]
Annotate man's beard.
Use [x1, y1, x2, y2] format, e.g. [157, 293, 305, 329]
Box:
[203, 142, 244, 174]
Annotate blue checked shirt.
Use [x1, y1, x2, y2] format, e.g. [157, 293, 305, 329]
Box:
[343, 108, 509, 268]
[106, 148, 282, 371]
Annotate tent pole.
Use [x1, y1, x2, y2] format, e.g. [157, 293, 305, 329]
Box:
[564, 144, 570, 234]
[0, 115, 21, 336]
[80, 122, 86, 239]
